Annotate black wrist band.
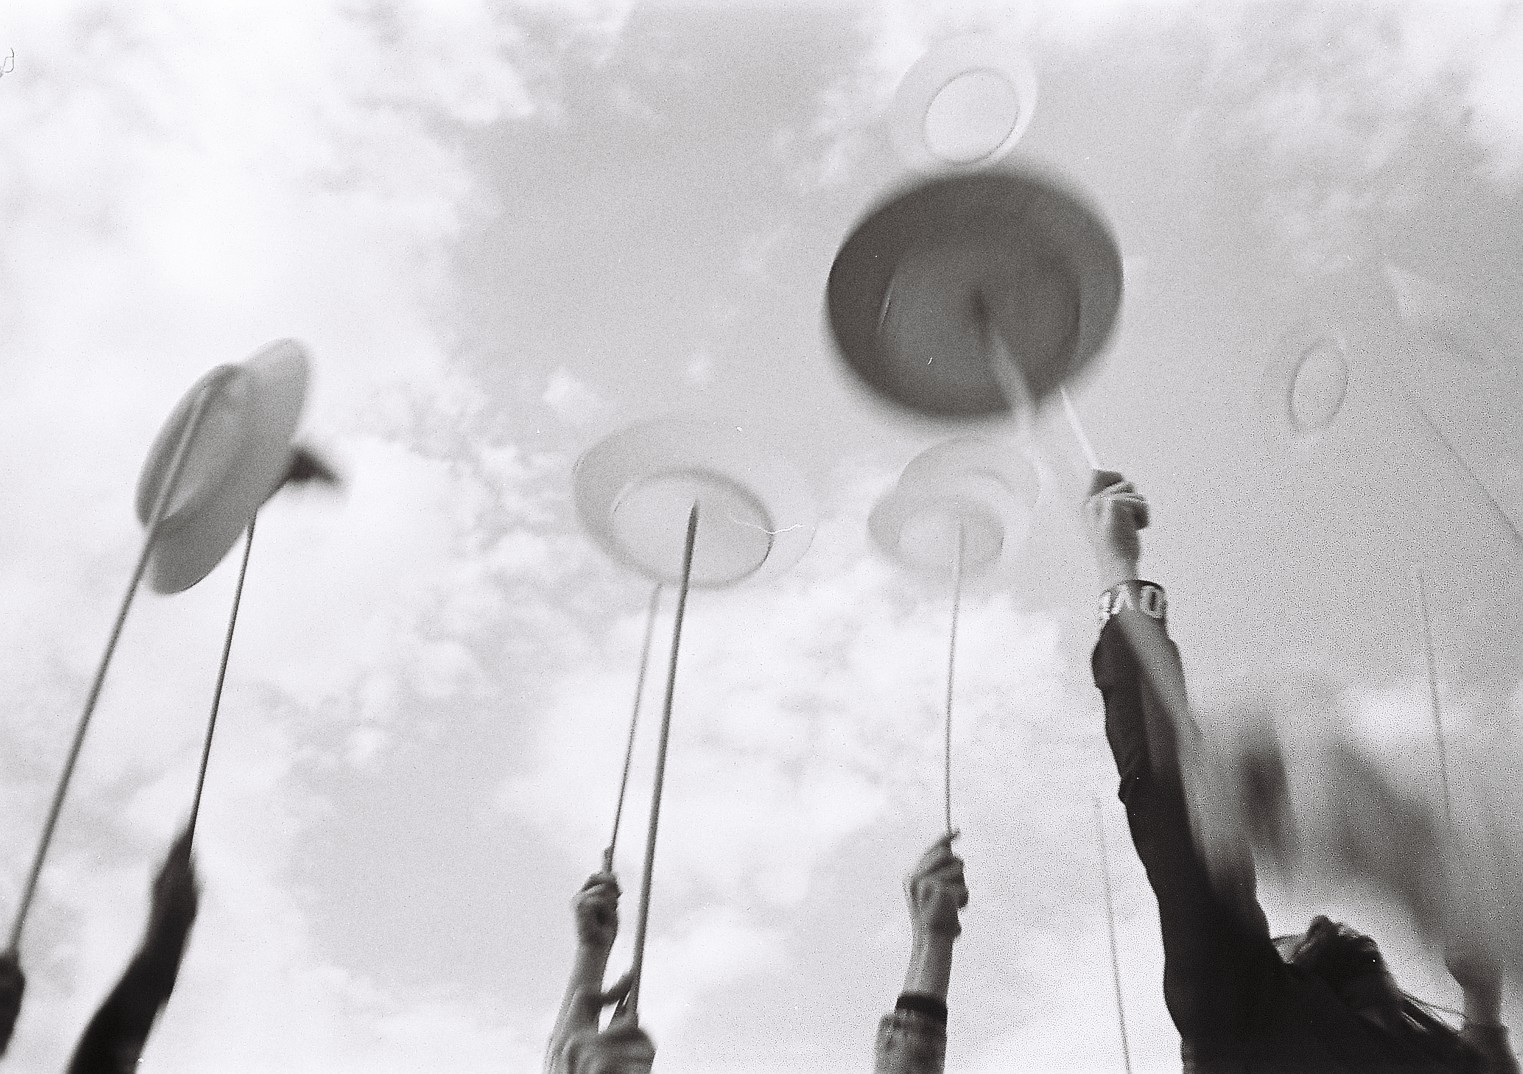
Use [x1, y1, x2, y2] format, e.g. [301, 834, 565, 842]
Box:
[895, 992, 948, 1025]
[1098, 580, 1167, 626]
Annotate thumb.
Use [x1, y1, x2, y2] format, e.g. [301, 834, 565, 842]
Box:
[598, 971, 634, 1009]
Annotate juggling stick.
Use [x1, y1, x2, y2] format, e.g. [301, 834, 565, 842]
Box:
[185, 514, 258, 845]
[981, 304, 1102, 472]
[1383, 262, 1522, 545]
[603, 585, 663, 874]
[870, 439, 1034, 834]
[976, 295, 1034, 418]
[1396, 383, 1522, 551]
[1261, 325, 1521, 550]
[7, 384, 214, 952]
[1094, 798, 1133, 1074]
[575, 419, 818, 1022]
[1060, 388, 1103, 471]
[942, 523, 965, 836]
[1410, 566, 1452, 823]
[624, 506, 699, 1021]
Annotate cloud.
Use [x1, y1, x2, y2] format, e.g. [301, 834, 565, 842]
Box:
[543, 367, 610, 426]
[0, 1, 634, 1069]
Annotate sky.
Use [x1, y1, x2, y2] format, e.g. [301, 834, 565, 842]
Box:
[0, 1, 1521, 1072]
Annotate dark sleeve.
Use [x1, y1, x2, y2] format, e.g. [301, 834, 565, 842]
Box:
[874, 994, 946, 1074]
[1092, 584, 1272, 1051]
[0, 951, 23, 1057]
[66, 902, 196, 1074]
[1464, 1023, 1522, 1074]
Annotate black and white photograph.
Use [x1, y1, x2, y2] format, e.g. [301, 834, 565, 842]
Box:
[1, 1, 1521, 1071]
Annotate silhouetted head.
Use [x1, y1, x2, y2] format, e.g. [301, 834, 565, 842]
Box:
[1277, 916, 1483, 1070]
[1279, 916, 1402, 1025]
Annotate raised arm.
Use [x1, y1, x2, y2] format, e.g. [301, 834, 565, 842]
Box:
[1448, 939, 1521, 1073]
[1085, 473, 1272, 1060]
[546, 872, 628, 1074]
[67, 826, 199, 1074]
[0, 947, 23, 1056]
[875, 834, 967, 1074]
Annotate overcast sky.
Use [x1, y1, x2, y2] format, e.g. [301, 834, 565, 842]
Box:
[1, 1, 1521, 1072]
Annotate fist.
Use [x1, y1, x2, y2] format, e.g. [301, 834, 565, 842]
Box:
[1446, 937, 1502, 995]
[573, 872, 620, 950]
[0, 947, 23, 1054]
[1084, 470, 1149, 570]
[906, 834, 968, 939]
[150, 825, 201, 931]
[563, 1017, 656, 1074]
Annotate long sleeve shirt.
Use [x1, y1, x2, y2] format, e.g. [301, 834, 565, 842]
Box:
[1093, 580, 1519, 1074]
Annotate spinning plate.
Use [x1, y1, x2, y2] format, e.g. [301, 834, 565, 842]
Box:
[136, 340, 310, 594]
[574, 419, 816, 589]
[870, 437, 1037, 582]
[827, 168, 1123, 421]
[1258, 323, 1351, 444]
[891, 35, 1038, 170]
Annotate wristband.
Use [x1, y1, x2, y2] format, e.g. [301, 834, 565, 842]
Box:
[1098, 580, 1166, 626]
[895, 992, 948, 1026]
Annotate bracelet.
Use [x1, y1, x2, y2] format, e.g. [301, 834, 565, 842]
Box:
[1098, 580, 1167, 626]
[895, 992, 949, 1025]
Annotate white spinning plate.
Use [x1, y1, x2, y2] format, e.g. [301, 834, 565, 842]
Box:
[574, 418, 816, 589]
[891, 34, 1038, 171]
[1258, 321, 1352, 446]
[870, 437, 1037, 582]
[136, 340, 310, 594]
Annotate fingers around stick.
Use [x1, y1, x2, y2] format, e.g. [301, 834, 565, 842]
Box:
[1088, 470, 1126, 497]
[1109, 493, 1149, 524]
[581, 872, 620, 895]
[927, 830, 959, 856]
[915, 839, 957, 875]
[928, 859, 966, 889]
[599, 970, 634, 1008]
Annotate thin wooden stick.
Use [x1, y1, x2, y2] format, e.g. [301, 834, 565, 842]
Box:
[1395, 380, 1522, 550]
[980, 301, 1102, 471]
[1094, 798, 1133, 1074]
[1411, 566, 1452, 822]
[8, 387, 213, 951]
[604, 585, 663, 873]
[624, 504, 699, 1020]
[943, 522, 965, 837]
[979, 303, 1035, 417]
[186, 513, 258, 845]
[1060, 388, 1103, 471]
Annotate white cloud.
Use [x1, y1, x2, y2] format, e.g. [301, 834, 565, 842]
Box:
[543, 367, 610, 426]
[0, 1, 630, 1069]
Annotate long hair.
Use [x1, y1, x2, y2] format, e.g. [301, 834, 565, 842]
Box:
[1275, 917, 1483, 1073]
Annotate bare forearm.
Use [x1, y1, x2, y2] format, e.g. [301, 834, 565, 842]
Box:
[1096, 553, 1139, 593]
[552, 946, 612, 1038]
[902, 933, 955, 1001]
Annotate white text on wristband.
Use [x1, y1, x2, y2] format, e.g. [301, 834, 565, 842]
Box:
[1098, 581, 1166, 625]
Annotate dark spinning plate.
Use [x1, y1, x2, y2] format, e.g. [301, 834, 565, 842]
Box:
[827, 168, 1123, 421]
